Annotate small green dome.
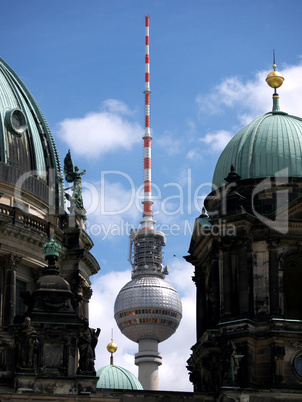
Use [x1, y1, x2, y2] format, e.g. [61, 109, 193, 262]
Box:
[212, 106, 302, 189]
[96, 365, 143, 390]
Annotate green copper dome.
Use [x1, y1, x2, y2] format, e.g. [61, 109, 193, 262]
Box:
[0, 57, 63, 208]
[96, 365, 143, 390]
[212, 98, 302, 189]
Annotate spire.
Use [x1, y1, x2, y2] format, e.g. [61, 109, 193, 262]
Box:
[127, 15, 167, 278]
[265, 50, 284, 113]
[107, 337, 118, 366]
[141, 15, 155, 231]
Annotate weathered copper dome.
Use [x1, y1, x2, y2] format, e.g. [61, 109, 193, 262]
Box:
[212, 102, 302, 189]
[96, 365, 143, 390]
[0, 58, 64, 210]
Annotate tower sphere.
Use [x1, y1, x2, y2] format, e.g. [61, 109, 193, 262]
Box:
[114, 275, 182, 343]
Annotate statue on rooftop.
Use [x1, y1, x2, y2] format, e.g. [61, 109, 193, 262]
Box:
[63, 150, 86, 217]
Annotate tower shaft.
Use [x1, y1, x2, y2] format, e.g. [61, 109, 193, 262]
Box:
[135, 339, 162, 391]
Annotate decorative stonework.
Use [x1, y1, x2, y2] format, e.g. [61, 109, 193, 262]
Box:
[83, 286, 93, 301]
[292, 341, 302, 350]
[0, 254, 22, 269]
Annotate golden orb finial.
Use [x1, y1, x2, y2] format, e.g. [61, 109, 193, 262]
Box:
[266, 67, 284, 89]
[266, 51, 284, 89]
[107, 341, 118, 354]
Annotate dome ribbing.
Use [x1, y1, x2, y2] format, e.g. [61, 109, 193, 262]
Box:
[0, 57, 63, 209]
[96, 365, 143, 390]
[212, 109, 302, 189]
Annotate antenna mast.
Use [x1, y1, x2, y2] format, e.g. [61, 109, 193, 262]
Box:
[141, 15, 154, 231]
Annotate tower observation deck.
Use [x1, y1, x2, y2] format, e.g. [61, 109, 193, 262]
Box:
[114, 16, 182, 391]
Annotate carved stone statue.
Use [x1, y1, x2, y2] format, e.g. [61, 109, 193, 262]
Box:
[78, 319, 100, 373]
[64, 149, 86, 217]
[17, 317, 38, 369]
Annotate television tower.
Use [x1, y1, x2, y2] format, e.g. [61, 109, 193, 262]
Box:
[114, 16, 182, 391]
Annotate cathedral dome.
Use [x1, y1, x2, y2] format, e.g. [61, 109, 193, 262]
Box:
[0, 58, 63, 210]
[212, 98, 302, 189]
[114, 276, 182, 343]
[96, 365, 143, 390]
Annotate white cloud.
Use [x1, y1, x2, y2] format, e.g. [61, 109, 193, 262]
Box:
[157, 131, 182, 155]
[57, 99, 142, 157]
[89, 259, 195, 392]
[196, 62, 302, 121]
[200, 129, 233, 152]
[193, 62, 302, 158]
[81, 176, 141, 241]
[186, 149, 200, 160]
[102, 98, 136, 115]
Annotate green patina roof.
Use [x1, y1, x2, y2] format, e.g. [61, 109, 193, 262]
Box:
[96, 365, 143, 390]
[197, 217, 212, 228]
[0, 57, 64, 207]
[212, 101, 302, 189]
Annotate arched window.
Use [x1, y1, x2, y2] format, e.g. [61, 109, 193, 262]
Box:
[294, 354, 302, 377]
[283, 254, 302, 320]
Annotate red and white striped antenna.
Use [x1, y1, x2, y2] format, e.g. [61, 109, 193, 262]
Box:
[141, 15, 155, 231]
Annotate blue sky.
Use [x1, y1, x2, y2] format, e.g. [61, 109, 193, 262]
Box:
[2, 0, 302, 391]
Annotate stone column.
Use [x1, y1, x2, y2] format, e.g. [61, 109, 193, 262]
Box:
[83, 286, 92, 320]
[222, 246, 232, 316]
[272, 341, 285, 383]
[268, 241, 280, 316]
[0, 255, 22, 326]
[193, 269, 207, 339]
[238, 242, 249, 314]
[209, 256, 220, 326]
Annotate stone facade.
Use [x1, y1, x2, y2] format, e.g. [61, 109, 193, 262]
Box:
[186, 166, 302, 400]
[0, 206, 101, 395]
